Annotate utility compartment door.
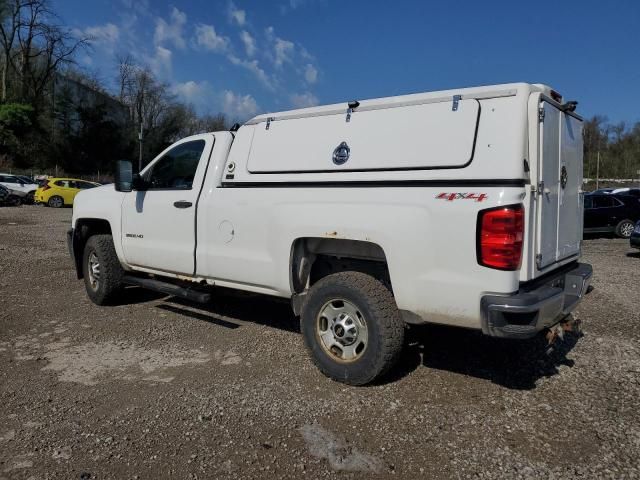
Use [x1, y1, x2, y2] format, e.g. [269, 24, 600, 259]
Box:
[247, 99, 480, 173]
[536, 101, 583, 270]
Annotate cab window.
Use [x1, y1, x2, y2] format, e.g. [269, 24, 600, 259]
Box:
[143, 140, 206, 190]
[54, 180, 71, 188]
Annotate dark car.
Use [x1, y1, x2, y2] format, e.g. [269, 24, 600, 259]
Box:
[590, 188, 613, 195]
[611, 188, 640, 198]
[584, 194, 640, 238]
[631, 220, 640, 249]
[0, 184, 20, 206]
[0, 184, 8, 202]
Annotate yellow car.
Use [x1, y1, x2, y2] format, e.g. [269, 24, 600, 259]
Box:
[35, 178, 100, 207]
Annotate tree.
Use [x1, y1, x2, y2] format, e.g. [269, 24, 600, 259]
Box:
[0, 0, 88, 105]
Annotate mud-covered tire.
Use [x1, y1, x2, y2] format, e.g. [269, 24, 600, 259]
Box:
[82, 234, 125, 305]
[615, 219, 635, 238]
[300, 271, 404, 386]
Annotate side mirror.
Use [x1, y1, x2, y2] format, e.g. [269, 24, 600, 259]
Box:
[114, 160, 133, 192]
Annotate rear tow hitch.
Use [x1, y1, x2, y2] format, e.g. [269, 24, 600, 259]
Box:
[545, 316, 582, 345]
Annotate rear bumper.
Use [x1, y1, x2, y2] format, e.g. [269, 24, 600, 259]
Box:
[481, 262, 592, 339]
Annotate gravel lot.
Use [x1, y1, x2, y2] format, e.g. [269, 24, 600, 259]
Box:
[1, 205, 639, 479]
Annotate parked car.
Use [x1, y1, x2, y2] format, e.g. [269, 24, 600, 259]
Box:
[631, 220, 640, 249]
[611, 187, 640, 198]
[0, 173, 37, 203]
[69, 82, 592, 385]
[15, 175, 36, 184]
[35, 178, 100, 207]
[590, 188, 613, 195]
[584, 194, 640, 238]
[0, 184, 21, 206]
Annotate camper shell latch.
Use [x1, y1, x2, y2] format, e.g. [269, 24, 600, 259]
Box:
[452, 94, 462, 111]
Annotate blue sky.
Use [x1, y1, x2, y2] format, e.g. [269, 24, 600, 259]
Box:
[57, 0, 640, 124]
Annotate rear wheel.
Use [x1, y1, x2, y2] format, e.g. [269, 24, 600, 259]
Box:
[48, 195, 64, 208]
[82, 234, 125, 305]
[615, 219, 635, 238]
[300, 271, 404, 386]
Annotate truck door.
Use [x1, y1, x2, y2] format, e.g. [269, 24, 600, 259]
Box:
[536, 101, 583, 270]
[121, 135, 214, 275]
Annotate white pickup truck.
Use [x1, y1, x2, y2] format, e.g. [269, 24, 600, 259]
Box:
[69, 82, 592, 385]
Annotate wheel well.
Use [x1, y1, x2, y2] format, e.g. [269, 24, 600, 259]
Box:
[290, 238, 392, 295]
[72, 219, 112, 279]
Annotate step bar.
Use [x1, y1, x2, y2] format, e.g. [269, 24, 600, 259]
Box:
[123, 275, 211, 304]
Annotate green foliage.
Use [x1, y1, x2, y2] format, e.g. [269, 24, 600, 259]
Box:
[583, 117, 640, 180]
[0, 103, 36, 166]
[0, 103, 33, 138]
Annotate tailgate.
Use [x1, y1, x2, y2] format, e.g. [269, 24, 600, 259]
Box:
[535, 100, 584, 270]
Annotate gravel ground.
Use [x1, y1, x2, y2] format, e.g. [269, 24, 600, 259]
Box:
[0, 205, 639, 479]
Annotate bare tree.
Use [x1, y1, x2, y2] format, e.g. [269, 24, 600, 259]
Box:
[0, 0, 88, 104]
[0, 0, 23, 101]
[116, 54, 136, 105]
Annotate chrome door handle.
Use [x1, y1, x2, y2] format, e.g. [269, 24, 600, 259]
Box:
[173, 201, 192, 209]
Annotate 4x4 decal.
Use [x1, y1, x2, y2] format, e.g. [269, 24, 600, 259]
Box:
[435, 192, 488, 202]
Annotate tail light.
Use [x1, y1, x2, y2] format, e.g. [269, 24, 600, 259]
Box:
[477, 204, 524, 270]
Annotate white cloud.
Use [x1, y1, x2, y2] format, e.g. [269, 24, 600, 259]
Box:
[75, 23, 119, 57]
[227, 54, 274, 90]
[280, 0, 314, 14]
[150, 46, 173, 78]
[265, 26, 295, 67]
[154, 7, 187, 49]
[222, 90, 259, 119]
[172, 81, 259, 119]
[239, 30, 256, 57]
[304, 63, 318, 84]
[290, 92, 319, 108]
[172, 80, 212, 103]
[84, 23, 120, 45]
[195, 24, 230, 53]
[274, 37, 294, 67]
[228, 2, 246, 26]
[171, 80, 219, 114]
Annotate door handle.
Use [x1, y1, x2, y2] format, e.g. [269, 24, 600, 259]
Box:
[173, 200, 193, 209]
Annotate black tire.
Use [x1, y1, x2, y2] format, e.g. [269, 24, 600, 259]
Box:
[25, 191, 34, 204]
[300, 271, 404, 386]
[615, 219, 635, 238]
[8, 195, 21, 206]
[82, 234, 125, 305]
[48, 195, 64, 208]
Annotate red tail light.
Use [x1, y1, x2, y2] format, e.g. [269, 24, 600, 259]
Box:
[477, 204, 524, 270]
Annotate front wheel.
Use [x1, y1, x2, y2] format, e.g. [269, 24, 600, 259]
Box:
[300, 271, 404, 386]
[616, 219, 635, 238]
[82, 234, 125, 305]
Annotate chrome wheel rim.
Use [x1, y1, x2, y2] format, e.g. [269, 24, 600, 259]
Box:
[87, 252, 100, 290]
[316, 299, 368, 362]
[621, 222, 634, 238]
[50, 197, 62, 207]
